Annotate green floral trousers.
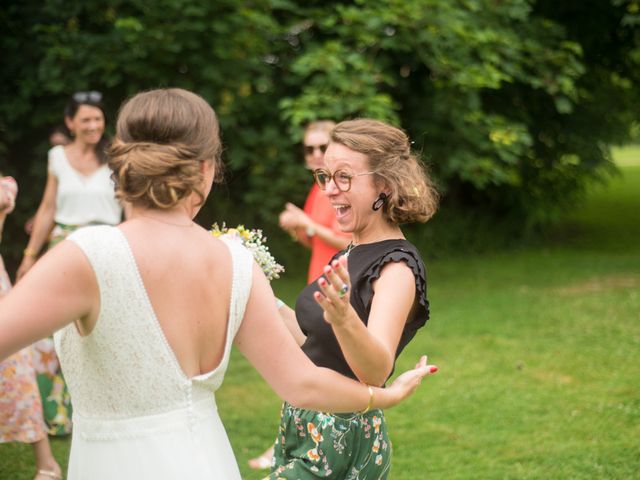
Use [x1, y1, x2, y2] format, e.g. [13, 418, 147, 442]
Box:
[265, 402, 392, 479]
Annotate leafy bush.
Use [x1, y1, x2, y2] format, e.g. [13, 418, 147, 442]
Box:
[1, 0, 638, 270]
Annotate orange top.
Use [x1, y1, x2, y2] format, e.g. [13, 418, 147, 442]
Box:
[303, 184, 350, 284]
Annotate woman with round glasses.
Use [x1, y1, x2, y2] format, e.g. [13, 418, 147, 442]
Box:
[267, 118, 439, 479]
[278, 121, 351, 284]
[16, 91, 123, 436]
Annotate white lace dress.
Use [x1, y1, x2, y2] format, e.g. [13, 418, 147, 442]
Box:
[53, 226, 253, 479]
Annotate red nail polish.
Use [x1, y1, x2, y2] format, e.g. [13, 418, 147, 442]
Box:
[429, 366, 438, 373]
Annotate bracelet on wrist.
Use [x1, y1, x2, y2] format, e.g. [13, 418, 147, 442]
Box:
[23, 247, 38, 258]
[360, 385, 374, 414]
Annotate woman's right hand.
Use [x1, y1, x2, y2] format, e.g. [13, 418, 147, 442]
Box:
[279, 203, 310, 230]
[278, 209, 296, 231]
[16, 256, 37, 282]
[385, 355, 438, 406]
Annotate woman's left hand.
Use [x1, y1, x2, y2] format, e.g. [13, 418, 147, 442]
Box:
[386, 355, 438, 405]
[314, 255, 353, 327]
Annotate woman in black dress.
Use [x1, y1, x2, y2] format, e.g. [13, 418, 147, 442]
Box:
[267, 118, 439, 479]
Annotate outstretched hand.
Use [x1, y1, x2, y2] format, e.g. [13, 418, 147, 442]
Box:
[387, 355, 438, 405]
[279, 202, 310, 230]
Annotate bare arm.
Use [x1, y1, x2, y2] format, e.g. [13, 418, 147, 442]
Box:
[278, 302, 306, 346]
[279, 204, 311, 249]
[305, 219, 351, 250]
[315, 256, 417, 386]
[16, 173, 58, 280]
[279, 203, 350, 250]
[0, 241, 99, 360]
[235, 263, 436, 412]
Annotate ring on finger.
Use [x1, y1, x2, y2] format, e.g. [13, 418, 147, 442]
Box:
[338, 283, 349, 298]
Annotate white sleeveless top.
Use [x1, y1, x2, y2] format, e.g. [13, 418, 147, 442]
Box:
[54, 226, 253, 479]
[48, 145, 122, 226]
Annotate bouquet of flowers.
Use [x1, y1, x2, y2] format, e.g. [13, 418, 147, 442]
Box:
[211, 223, 285, 281]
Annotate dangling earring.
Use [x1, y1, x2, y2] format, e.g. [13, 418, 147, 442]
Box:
[372, 192, 387, 211]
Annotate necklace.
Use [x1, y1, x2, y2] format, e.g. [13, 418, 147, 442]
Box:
[137, 215, 194, 228]
[344, 234, 405, 258]
[344, 242, 357, 258]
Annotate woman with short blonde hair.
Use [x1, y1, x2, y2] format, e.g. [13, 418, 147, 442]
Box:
[268, 118, 439, 479]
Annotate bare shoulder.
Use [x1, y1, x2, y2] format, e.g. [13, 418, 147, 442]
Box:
[39, 238, 95, 277]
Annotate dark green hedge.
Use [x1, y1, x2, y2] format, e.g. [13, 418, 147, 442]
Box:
[1, 0, 638, 273]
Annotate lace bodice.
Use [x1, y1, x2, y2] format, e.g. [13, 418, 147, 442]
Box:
[54, 226, 253, 420]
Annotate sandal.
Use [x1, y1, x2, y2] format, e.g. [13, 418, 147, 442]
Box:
[248, 446, 274, 470]
[35, 469, 62, 480]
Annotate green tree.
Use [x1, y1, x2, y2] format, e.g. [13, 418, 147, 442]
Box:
[1, 0, 638, 269]
[277, 0, 638, 228]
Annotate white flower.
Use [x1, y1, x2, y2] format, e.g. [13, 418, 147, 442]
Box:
[211, 223, 285, 281]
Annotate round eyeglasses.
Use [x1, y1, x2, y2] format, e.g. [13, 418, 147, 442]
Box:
[312, 168, 375, 192]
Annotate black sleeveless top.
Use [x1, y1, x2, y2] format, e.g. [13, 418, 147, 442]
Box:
[296, 239, 430, 382]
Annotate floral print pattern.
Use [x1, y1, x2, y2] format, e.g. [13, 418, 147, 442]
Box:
[31, 224, 77, 436]
[0, 204, 48, 443]
[0, 348, 48, 443]
[265, 402, 392, 479]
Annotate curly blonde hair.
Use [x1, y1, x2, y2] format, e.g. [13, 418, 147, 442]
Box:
[331, 119, 438, 224]
[108, 88, 222, 209]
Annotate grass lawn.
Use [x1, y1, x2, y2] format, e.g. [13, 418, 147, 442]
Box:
[1, 146, 638, 479]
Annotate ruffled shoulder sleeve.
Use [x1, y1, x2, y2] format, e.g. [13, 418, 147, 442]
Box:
[359, 244, 429, 329]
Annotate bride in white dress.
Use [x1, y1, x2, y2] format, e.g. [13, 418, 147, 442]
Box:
[0, 88, 437, 479]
